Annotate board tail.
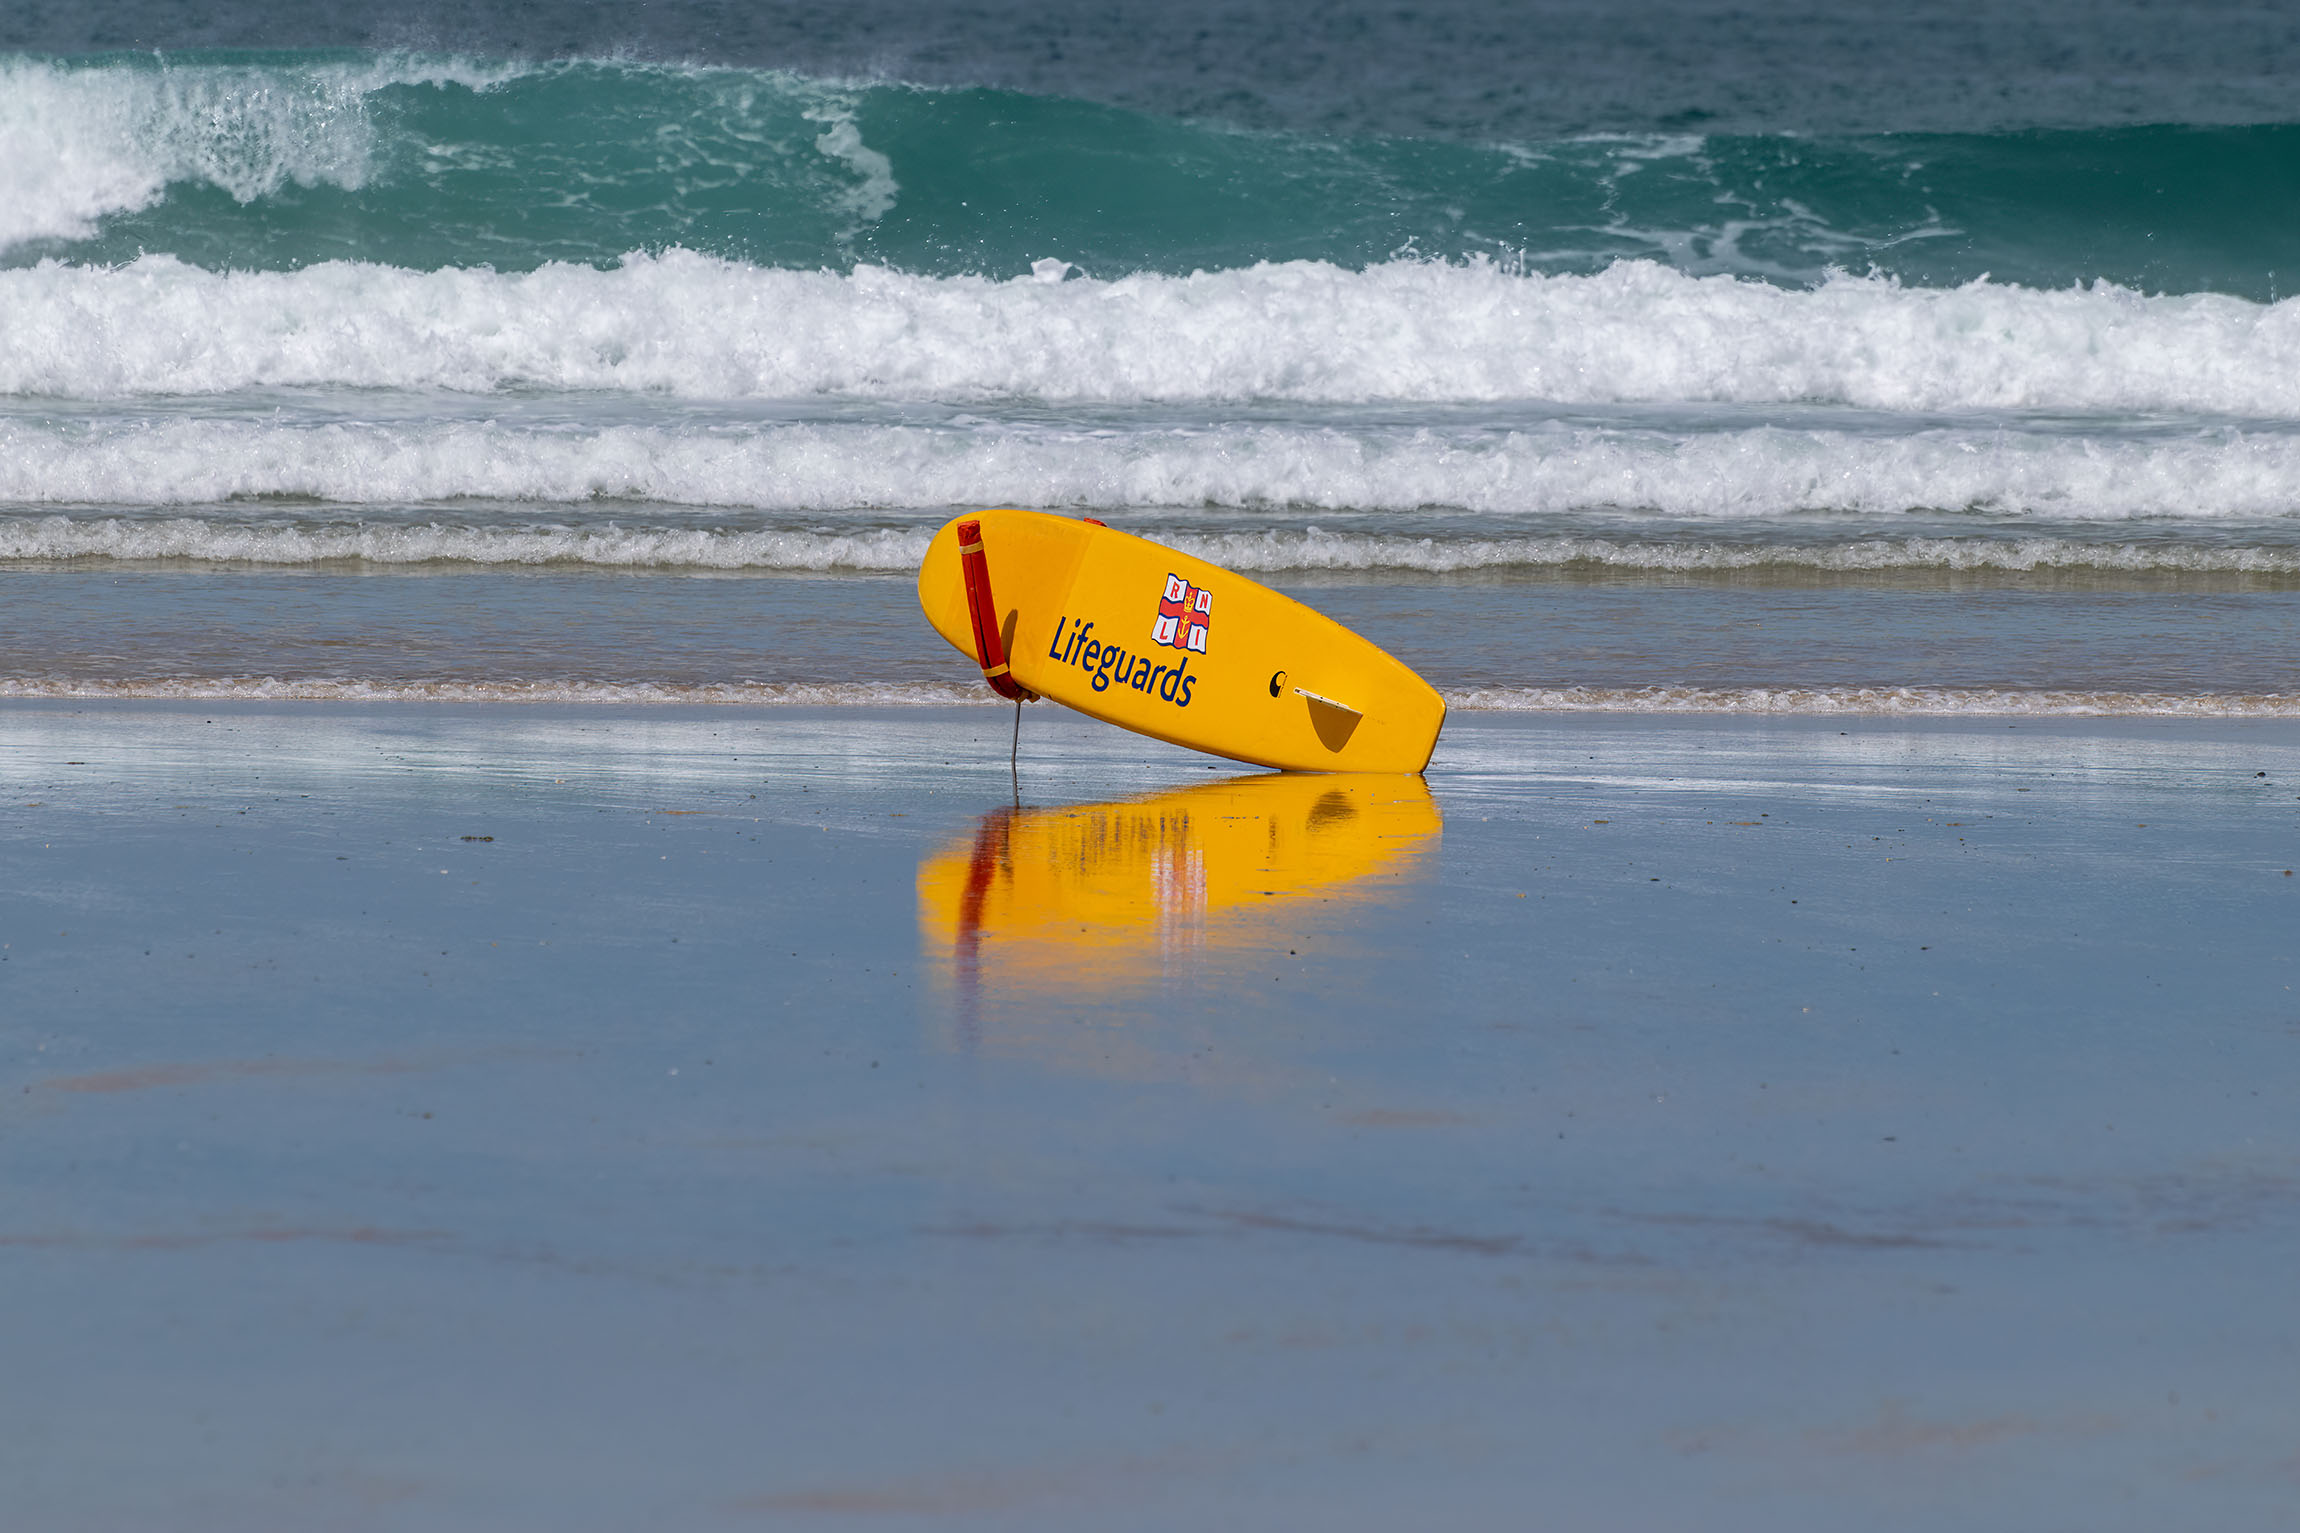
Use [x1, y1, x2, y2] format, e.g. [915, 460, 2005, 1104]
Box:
[955, 518, 1035, 702]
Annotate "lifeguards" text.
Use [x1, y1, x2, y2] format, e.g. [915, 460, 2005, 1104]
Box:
[1046, 616, 1197, 705]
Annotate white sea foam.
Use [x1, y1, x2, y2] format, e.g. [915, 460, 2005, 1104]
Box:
[0, 515, 934, 570]
[2, 674, 2292, 716]
[0, 676, 993, 706]
[6, 515, 2295, 577]
[5, 414, 2300, 523]
[1446, 685, 2300, 717]
[1177, 531, 2300, 576]
[804, 102, 901, 228]
[10, 252, 2300, 413]
[0, 57, 516, 251]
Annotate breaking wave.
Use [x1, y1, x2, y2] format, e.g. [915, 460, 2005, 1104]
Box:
[9, 53, 2300, 296]
[10, 254, 2300, 414]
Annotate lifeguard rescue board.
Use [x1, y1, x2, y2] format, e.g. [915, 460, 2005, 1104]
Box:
[917, 509, 1446, 773]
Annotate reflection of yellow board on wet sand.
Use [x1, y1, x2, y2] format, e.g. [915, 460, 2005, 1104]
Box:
[919, 773, 1443, 1001]
[918, 509, 1445, 772]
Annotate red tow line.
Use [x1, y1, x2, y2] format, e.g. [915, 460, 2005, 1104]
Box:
[955, 519, 1035, 702]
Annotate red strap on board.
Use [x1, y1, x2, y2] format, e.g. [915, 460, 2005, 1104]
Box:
[955, 519, 1033, 701]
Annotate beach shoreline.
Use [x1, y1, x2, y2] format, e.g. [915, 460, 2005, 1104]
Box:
[5, 701, 2295, 1529]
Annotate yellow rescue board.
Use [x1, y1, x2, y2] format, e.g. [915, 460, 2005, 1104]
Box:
[918, 509, 1446, 772]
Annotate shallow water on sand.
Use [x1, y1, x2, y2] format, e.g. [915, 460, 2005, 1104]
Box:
[5, 569, 2298, 715]
[4, 704, 2295, 1529]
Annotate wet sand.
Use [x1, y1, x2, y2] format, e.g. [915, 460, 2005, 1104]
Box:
[3, 702, 2296, 1530]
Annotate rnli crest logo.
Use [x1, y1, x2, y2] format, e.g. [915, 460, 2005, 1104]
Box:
[1152, 573, 1212, 654]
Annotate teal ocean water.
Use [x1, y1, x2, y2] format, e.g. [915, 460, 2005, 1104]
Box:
[4, 12, 2299, 712]
[12, 53, 2300, 294]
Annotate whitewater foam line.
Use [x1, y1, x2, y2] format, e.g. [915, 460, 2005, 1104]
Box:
[7, 517, 2300, 577]
[12, 252, 2300, 413]
[11, 415, 2300, 520]
[1175, 532, 2300, 576]
[1446, 686, 2300, 717]
[0, 677, 998, 706]
[3, 675, 2295, 717]
[0, 517, 934, 570]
